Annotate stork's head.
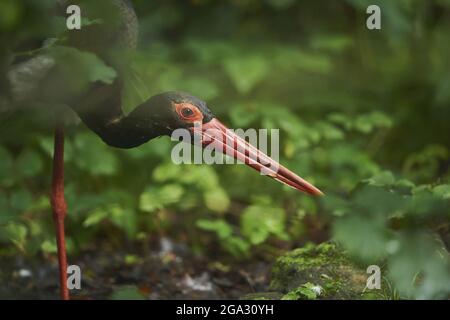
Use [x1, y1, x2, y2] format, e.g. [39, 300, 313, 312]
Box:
[130, 91, 323, 196]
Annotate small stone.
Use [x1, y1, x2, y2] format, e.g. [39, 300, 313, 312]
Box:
[18, 269, 32, 278]
[181, 273, 213, 292]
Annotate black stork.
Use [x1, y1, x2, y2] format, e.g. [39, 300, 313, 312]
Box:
[3, 0, 323, 300]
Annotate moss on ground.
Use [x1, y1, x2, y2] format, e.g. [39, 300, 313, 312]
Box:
[243, 242, 378, 300]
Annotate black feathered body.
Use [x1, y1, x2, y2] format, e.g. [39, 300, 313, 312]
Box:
[3, 0, 215, 149]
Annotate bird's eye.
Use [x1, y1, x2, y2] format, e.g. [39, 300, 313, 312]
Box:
[175, 103, 203, 122]
[181, 107, 194, 118]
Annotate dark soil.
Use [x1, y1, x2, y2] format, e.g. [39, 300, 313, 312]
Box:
[0, 237, 272, 300]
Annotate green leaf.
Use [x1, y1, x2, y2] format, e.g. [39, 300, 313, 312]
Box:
[327, 113, 352, 129]
[292, 51, 331, 74]
[183, 76, 219, 100]
[393, 179, 416, 193]
[229, 104, 259, 127]
[41, 239, 57, 254]
[10, 190, 33, 213]
[241, 205, 287, 245]
[321, 194, 350, 217]
[223, 236, 250, 257]
[73, 133, 118, 176]
[16, 149, 43, 177]
[297, 196, 317, 216]
[310, 34, 353, 52]
[139, 184, 184, 213]
[203, 187, 230, 213]
[47, 45, 117, 85]
[354, 117, 373, 133]
[159, 184, 185, 205]
[433, 184, 450, 199]
[282, 282, 320, 300]
[315, 121, 345, 141]
[388, 232, 450, 299]
[353, 185, 408, 217]
[139, 189, 161, 212]
[354, 112, 392, 133]
[124, 254, 141, 265]
[80, 17, 104, 28]
[364, 171, 396, 187]
[333, 215, 387, 261]
[223, 55, 268, 94]
[196, 219, 233, 239]
[408, 188, 448, 217]
[153, 162, 183, 182]
[111, 286, 145, 300]
[4, 223, 28, 249]
[404, 145, 449, 180]
[178, 166, 219, 190]
[109, 205, 137, 238]
[83, 208, 108, 227]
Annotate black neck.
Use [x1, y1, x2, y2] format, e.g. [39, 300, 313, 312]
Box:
[72, 81, 163, 149]
[81, 113, 161, 149]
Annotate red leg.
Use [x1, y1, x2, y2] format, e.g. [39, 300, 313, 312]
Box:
[51, 125, 69, 300]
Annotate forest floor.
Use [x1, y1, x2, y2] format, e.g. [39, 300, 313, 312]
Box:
[0, 237, 272, 300]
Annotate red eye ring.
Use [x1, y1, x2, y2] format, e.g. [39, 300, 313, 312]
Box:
[175, 103, 203, 122]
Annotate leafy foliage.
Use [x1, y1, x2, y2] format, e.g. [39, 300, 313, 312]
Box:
[327, 172, 450, 298]
[1, 0, 450, 299]
[282, 282, 320, 300]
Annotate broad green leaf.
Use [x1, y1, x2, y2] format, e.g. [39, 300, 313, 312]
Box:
[223, 55, 268, 94]
[41, 239, 57, 254]
[315, 121, 344, 141]
[433, 184, 450, 199]
[223, 236, 250, 257]
[229, 104, 259, 127]
[4, 223, 28, 249]
[353, 185, 408, 217]
[153, 162, 183, 182]
[203, 187, 230, 213]
[83, 208, 108, 227]
[364, 171, 396, 187]
[241, 205, 287, 245]
[333, 215, 387, 261]
[139, 184, 184, 212]
[109, 205, 137, 238]
[74, 133, 118, 176]
[16, 149, 43, 177]
[388, 232, 450, 299]
[196, 219, 233, 239]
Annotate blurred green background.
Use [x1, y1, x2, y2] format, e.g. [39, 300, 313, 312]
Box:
[0, 0, 449, 299]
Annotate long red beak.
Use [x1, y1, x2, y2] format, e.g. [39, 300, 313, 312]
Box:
[192, 118, 323, 196]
